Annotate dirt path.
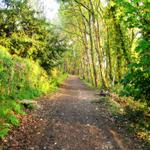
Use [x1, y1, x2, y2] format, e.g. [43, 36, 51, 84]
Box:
[1, 76, 143, 150]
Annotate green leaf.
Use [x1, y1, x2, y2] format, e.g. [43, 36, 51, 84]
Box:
[8, 115, 20, 126]
[0, 128, 9, 139]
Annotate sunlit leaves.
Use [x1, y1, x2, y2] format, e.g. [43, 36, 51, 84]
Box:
[0, 0, 67, 72]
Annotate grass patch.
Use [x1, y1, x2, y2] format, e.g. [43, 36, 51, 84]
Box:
[0, 100, 25, 138]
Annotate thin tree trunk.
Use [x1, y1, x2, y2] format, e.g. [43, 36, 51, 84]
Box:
[88, 12, 98, 87]
[89, 0, 107, 88]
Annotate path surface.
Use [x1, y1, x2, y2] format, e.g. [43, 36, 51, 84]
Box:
[1, 76, 142, 150]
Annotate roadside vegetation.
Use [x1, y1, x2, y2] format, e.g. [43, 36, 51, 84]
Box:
[0, 0, 67, 138]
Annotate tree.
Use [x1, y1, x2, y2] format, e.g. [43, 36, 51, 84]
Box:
[0, 0, 67, 73]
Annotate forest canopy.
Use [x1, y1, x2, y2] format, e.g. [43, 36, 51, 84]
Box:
[0, 0, 68, 72]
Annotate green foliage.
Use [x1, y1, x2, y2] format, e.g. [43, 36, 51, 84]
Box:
[122, 99, 150, 144]
[122, 67, 150, 102]
[0, 49, 50, 100]
[0, 100, 22, 138]
[0, 48, 68, 100]
[117, 0, 150, 103]
[8, 115, 20, 126]
[0, 127, 10, 139]
[49, 69, 68, 92]
[0, 0, 67, 73]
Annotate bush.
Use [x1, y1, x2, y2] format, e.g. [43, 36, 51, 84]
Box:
[122, 38, 150, 105]
[0, 48, 51, 100]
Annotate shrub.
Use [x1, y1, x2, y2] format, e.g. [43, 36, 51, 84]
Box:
[0, 48, 51, 100]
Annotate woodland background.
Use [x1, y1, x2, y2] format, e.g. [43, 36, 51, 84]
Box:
[0, 0, 149, 145]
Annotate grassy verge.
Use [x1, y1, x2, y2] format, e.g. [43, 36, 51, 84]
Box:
[0, 49, 68, 139]
[0, 72, 68, 139]
[0, 100, 25, 138]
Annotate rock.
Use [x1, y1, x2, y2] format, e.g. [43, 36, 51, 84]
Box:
[99, 89, 110, 97]
[19, 99, 37, 104]
[19, 99, 39, 109]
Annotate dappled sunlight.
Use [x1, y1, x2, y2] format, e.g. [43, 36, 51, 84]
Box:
[109, 129, 126, 150]
[0, 0, 149, 149]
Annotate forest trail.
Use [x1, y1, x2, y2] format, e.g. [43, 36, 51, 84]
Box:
[1, 76, 141, 150]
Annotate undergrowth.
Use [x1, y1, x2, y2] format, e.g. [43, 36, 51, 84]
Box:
[0, 100, 25, 138]
[0, 49, 68, 139]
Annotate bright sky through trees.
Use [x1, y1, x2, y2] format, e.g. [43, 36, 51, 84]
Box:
[34, 0, 106, 20]
[0, 0, 59, 20]
[29, 0, 59, 20]
[42, 0, 59, 20]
